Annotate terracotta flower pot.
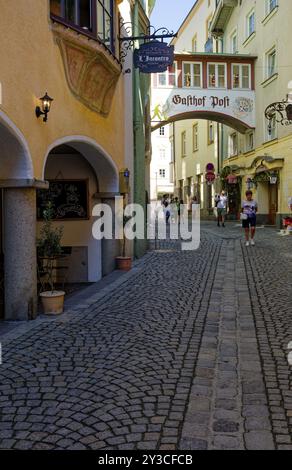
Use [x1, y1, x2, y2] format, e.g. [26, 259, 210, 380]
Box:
[40, 291, 65, 315]
[116, 256, 132, 271]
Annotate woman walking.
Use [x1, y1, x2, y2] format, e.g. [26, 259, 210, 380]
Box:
[241, 190, 258, 247]
[217, 191, 228, 227]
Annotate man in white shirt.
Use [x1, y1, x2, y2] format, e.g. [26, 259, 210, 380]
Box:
[217, 191, 228, 228]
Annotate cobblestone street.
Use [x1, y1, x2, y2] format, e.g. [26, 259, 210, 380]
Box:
[0, 222, 292, 450]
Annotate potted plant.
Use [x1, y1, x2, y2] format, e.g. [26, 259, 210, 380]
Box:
[37, 202, 65, 314]
[116, 214, 132, 271]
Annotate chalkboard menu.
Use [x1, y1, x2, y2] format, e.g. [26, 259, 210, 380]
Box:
[37, 180, 89, 220]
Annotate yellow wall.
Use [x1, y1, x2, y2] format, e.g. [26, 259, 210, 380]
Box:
[0, 0, 125, 179]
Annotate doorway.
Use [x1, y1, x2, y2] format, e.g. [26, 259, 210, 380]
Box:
[268, 183, 278, 225]
[0, 190, 4, 319]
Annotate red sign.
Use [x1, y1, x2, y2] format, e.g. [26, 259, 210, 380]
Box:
[205, 172, 216, 182]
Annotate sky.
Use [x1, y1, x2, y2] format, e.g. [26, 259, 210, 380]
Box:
[150, 0, 196, 35]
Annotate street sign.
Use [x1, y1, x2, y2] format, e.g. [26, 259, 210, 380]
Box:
[205, 172, 216, 183]
[134, 41, 174, 73]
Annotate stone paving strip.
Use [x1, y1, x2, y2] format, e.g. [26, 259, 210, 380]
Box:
[180, 238, 275, 450]
[243, 238, 292, 450]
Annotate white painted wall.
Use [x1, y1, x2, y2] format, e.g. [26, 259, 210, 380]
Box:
[150, 126, 173, 200]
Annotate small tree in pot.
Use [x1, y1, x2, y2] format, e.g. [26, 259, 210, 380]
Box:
[116, 214, 132, 271]
[37, 202, 65, 314]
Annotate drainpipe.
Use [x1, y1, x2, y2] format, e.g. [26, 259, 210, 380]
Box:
[172, 122, 176, 195]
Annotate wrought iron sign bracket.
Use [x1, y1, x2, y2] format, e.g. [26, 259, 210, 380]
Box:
[265, 97, 292, 134]
[119, 22, 177, 68]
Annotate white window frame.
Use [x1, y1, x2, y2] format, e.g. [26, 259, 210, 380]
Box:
[230, 30, 238, 54]
[208, 121, 214, 145]
[246, 131, 254, 152]
[246, 9, 256, 39]
[182, 62, 203, 88]
[265, 47, 277, 79]
[193, 123, 199, 152]
[159, 169, 166, 178]
[157, 62, 177, 88]
[181, 131, 187, 157]
[265, 115, 277, 141]
[232, 63, 251, 90]
[265, 0, 278, 16]
[229, 132, 238, 157]
[207, 62, 227, 89]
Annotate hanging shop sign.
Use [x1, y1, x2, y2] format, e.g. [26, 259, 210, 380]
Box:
[134, 41, 174, 73]
[226, 174, 238, 184]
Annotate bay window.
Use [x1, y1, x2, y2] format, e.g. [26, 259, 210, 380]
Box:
[232, 64, 251, 89]
[183, 63, 202, 88]
[208, 63, 226, 88]
[50, 0, 115, 52]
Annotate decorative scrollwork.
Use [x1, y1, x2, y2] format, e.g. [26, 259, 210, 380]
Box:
[264, 99, 292, 134]
[118, 20, 177, 66]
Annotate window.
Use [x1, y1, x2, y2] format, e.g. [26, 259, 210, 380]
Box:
[208, 121, 214, 144]
[183, 63, 202, 88]
[208, 63, 226, 88]
[229, 133, 238, 157]
[266, 115, 277, 141]
[157, 63, 177, 87]
[181, 131, 187, 157]
[230, 31, 237, 54]
[193, 124, 199, 152]
[192, 35, 198, 53]
[159, 169, 166, 178]
[50, 0, 115, 52]
[159, 148, 166, 160]
[159, 127, 165, 136]
[246, 10, 255, 38]
[266, 0, 278, 16]
[266, 48, 277, 79]
[232, 64, 251, 89]
[246, 132, 254, 151]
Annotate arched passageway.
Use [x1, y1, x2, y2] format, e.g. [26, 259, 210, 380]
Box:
[41, 138, 119, 285]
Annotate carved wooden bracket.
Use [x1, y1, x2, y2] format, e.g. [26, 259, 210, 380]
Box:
[51, 22, 122, 117]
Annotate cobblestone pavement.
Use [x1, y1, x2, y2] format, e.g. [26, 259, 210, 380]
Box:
[0, 222, 291, 450]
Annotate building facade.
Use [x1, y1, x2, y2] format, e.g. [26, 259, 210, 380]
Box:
[150, 126, 173, 201]
[211, 0, 292, 225]
[0, 0, 152, 321]
[151, 0, 292, 225]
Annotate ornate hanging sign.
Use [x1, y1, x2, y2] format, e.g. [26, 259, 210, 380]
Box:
[134, 41, 174, 73]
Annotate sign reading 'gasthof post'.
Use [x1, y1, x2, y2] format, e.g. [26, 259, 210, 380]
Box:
[151, 88, 256, 131]
[134, 41, 174, 73]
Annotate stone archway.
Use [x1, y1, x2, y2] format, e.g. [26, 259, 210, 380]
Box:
[41, 138, 119, 284]
[0, 111, 38, 320]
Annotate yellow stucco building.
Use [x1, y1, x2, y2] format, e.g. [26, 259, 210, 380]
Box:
[0, 0, 135, 320]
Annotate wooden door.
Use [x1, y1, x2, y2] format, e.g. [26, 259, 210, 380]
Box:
[268, 184, 278, 225]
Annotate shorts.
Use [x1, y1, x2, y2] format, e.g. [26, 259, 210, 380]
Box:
[242, 216, 256, 228]
[217, 208, 226, 217]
